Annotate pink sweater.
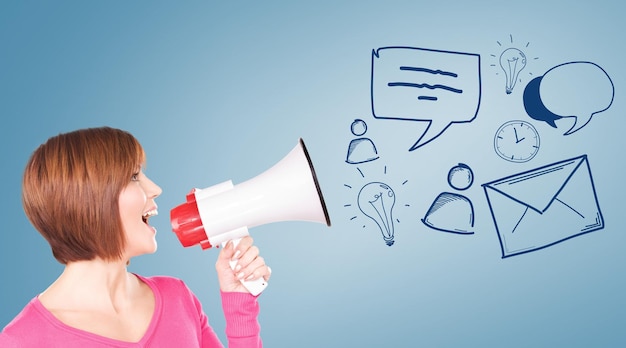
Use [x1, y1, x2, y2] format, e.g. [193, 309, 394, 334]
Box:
[0, 275, 262, 347]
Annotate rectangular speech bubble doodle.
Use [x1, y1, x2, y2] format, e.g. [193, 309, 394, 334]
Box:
[371, 46, 481, 151]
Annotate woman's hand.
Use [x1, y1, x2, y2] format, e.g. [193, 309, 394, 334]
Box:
[215, 236, 271, 293]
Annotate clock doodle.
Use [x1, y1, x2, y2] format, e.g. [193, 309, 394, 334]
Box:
[494, 120, 540, 163]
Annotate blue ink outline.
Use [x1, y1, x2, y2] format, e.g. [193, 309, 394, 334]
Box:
[482, 154, 605, 258]
[371, 46, 482, 151]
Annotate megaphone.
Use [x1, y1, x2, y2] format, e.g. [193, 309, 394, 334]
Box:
[170, 138, 331, 295]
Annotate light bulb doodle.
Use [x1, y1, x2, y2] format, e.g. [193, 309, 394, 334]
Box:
[499, 47, 527, 94]
[490, 35, 538, 95]
[357, 182, 396, 246]
[344, 166, 410, 246]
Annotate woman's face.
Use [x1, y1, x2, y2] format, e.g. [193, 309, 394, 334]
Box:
[118, 168, 162, 259]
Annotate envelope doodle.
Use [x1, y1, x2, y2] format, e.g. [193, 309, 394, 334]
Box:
[482, 155, 604, 258]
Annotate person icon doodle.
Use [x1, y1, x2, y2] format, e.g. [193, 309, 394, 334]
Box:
[345, 119, 379, 164]
[422, 163, 475, 234]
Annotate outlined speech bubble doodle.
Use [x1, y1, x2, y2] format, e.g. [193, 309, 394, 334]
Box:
[523, 61, 614, 135]
[371, 46, 482, 151]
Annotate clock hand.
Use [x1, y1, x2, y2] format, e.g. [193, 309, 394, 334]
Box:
[513, 128, 526, 143]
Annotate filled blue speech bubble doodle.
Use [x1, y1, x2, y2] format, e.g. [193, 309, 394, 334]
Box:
[523, 61, 614, 135]
[371, 46, 482, 151]
[523, 76, 562, 128]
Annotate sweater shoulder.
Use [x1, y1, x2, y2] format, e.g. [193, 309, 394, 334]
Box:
[139, 274, 186, 289]
[137, 274, 198, 304]
[0, 298, 54, 346]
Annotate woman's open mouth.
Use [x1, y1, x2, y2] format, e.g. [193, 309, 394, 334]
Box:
[142, 209, 158, 224]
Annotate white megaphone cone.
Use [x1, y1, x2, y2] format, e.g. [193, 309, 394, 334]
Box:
[170, 138, 331, 295]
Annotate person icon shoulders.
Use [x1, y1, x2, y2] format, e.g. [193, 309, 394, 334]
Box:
[346, 119, 379, 164]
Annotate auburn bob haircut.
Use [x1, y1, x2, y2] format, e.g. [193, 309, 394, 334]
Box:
[22, 127, 146, 264]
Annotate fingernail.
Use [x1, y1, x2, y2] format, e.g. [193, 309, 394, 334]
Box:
[234, 264, 241, 272]
[237, 272, 245, 279]
[246, 274, 255, 280]
[233, 250, 241, 260]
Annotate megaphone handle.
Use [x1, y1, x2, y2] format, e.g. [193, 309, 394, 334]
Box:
[223, 237, 268, 296]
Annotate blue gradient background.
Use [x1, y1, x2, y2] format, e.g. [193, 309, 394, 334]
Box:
[1, 1, 624, 347]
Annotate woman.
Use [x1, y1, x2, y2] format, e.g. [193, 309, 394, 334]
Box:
[0, 127, 270, 347]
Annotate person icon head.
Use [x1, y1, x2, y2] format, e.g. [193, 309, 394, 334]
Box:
[351, 119, 368, 137]
[447, 163, 474, 191]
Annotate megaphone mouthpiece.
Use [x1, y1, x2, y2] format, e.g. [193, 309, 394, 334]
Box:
[170, 189, 214, 249]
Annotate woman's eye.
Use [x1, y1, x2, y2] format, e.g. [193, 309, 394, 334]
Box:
[131, 173, 140, 181]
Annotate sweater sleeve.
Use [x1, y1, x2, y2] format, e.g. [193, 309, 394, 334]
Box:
[220, 291, 262, 348]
